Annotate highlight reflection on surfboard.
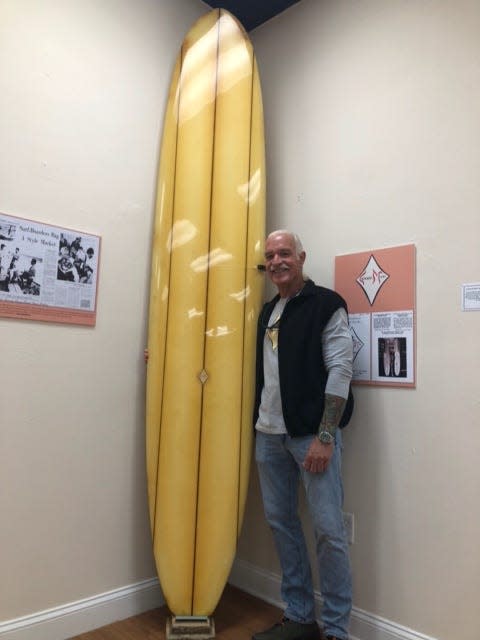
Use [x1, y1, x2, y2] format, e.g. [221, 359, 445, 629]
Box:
[145, 8, 266, 635]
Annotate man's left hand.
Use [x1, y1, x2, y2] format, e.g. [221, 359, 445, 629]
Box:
[303, 437, 334, 474]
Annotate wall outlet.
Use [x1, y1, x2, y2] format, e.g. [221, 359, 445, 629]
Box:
[343, 512, 355, 544]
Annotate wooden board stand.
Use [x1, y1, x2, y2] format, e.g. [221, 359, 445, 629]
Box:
[166, 616, 215, 640]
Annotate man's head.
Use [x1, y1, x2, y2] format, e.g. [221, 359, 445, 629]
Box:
[264, 230, 306, 298]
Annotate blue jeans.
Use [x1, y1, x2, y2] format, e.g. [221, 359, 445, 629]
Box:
[255, 430, 352, 640]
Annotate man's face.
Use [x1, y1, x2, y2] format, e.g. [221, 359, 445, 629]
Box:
[264, 233, 305, 294]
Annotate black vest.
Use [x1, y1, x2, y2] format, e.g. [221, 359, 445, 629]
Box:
[254, 279, 354, 436]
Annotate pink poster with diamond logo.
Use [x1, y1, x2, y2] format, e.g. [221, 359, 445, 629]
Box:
[335, 245, 416, 387]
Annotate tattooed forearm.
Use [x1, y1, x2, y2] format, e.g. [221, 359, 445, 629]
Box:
[318, 393, 347, 436]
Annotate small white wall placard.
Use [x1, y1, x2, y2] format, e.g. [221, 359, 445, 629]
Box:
[462, 283, 480, 311]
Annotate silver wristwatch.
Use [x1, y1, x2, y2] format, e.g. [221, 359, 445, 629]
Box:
[318, 430, 335, 445]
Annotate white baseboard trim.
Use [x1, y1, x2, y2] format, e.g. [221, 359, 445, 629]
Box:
[0, 578, 163, 640]
[228, 558, 438, 640]
[1, 560, 438, 640]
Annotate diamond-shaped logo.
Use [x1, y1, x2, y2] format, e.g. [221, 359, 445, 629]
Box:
[349, 325, 364, 362]
[198, 369, 209, 385]
[356, 255, 389, 305]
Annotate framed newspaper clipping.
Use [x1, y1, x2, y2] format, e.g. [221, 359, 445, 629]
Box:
[0, 212, 100, 326]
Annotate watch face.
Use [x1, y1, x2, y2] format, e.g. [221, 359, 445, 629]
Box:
[319, 431, 334, 444]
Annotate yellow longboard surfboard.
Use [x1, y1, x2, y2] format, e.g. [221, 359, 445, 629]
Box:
[146, 9, 265, 617]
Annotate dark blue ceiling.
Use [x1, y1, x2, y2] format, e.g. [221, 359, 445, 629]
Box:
[202, 0, 303, 31]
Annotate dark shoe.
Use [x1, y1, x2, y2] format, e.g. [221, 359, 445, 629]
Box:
[252, 617, 321, 640]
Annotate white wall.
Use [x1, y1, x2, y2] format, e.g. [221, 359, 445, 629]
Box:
[237, 2, 480, 640]
[0, 0, 204, 625]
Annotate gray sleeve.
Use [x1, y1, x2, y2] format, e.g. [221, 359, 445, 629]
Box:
[322, 307, 353, 399]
